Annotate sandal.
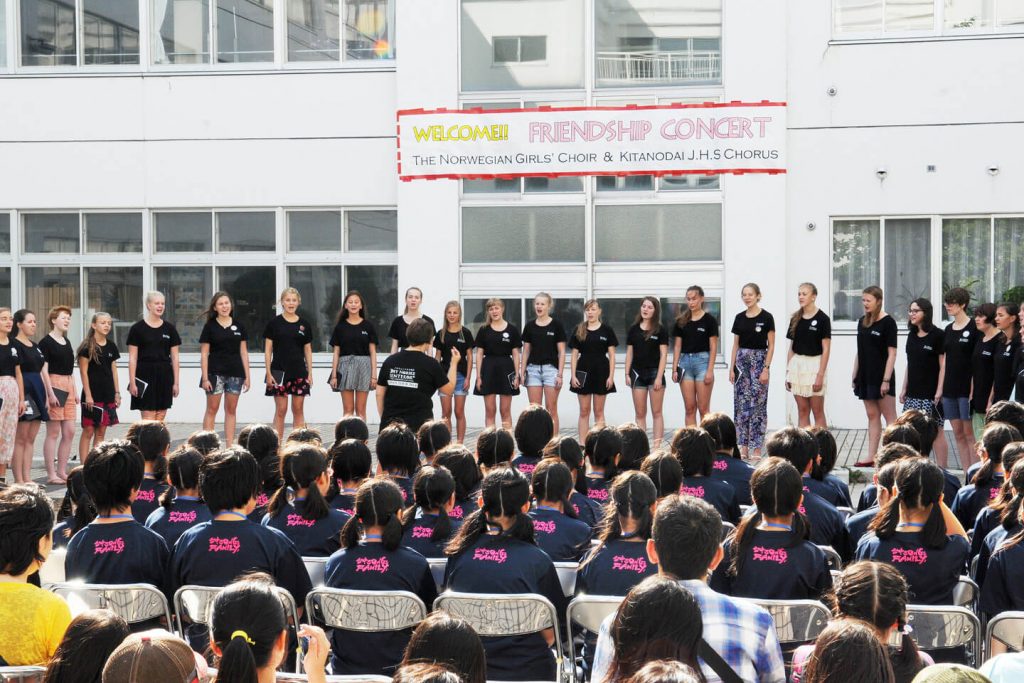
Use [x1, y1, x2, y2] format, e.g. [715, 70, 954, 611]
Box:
[853, 460, 875, 468]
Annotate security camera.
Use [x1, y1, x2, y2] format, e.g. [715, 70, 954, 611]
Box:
[876, 167, 888, 180]
[988, 165, 1000, 176]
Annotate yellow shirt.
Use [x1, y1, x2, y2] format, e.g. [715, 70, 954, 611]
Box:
[0, 582, 72, 666]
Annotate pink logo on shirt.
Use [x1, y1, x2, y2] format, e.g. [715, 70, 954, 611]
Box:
[286, 514, 316, 527]
[533, 520, 556, 534]
[168, 510, 197, 524]
[713, 460, 728, 471]
[588, 488, 609, 501]
[681, 485, 705, 498]
[612, 555, 648, 573]
[990, 487, 1001, 500]
[798, 505, 806, 515]
[752, 546, 788, 564]
[94, 538, 125, 555]
[356, 557, 390, 573]
[256, 493, 270, 507]
[572, 503, 580, 516]
[450, 506, 464, 519]
[399, 488, 408, 501]
[209, 536, 241, 554]
[136, 489, 156, 502]
[472, 548, 508, 563]
[517, 463, 536, 475]
[891, 548, 928, 565]
[411, 526, 433, 539]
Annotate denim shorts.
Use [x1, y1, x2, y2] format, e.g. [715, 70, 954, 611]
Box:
[942, 396, 971, 421]
[677, 352, 710, 382]
[630, 367, 664, 389]
[453, 371, 468, 397]
[206, 374, 244, 395]
[525, 363, 559, 387]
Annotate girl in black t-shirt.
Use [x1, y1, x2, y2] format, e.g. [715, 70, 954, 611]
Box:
[520, 293, 566, 434]
[671, 286, 718, 427]
[434, 301, 474, 444]
[263, 287, 313, 440]
[570, 299, 618, 441]
[474, 298, 521, 429]
[941, 287, 979, 470]
[785, 282, 831, 428]
[899, 298, 950, 467]
[625, 296, 669, 448]
[993, 303, 1020, 404]
[41, 305, 78, 482]
[0, 308, 25, 483]
[127, 291, 181, 421]
[971, 303, 1001, 439]
[12, 309, 49, 484]
[852, 286, 899, 467]
[76, 313, 121, 463]
[199, 292, 250, 446]
[729, 283, 776, 459]
[389, 286, 435, 352]
[329, 290, 378, 422]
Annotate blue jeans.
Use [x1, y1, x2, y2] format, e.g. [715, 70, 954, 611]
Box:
[677, 352, 710, 382]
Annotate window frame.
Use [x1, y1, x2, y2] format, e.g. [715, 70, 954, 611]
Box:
[830, 0, 1024, 41]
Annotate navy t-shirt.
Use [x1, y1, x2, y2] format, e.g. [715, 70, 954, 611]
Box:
[388, 475, 414, 505]
[844, 506, 878, 559]
[951, 476, 1003, 530]
[324, 542, 437, 676]
[799, 487, 849, 559]
[449, 496, 479, 523]
[855, 532, 970, 605]
[444, 534, 567, 682]
[401, 512, 461, 559]
[975, 522, 1019, 589]
[569, 491, 602, 528]
[262, 499, 350, 557]
[970, 506, 1001, 559]
[144, 497, 213, 550]
[529, 506, 592, 562]
[65, 520, 170, 590]
[979, 537, 1024, 616]
[584, 475, 611, 507]
[131, 477, 171, 523]
[859, 470, 960, 514]
[711, 529, 831, 600]
[330, 489, 357, 516]
[803, 476, 850, 508]
[825, 474, 853, 508]
[511, 454, 541, 477]
[249, 487, 275, 523]
[710, 455, 754, 506]
[681, 476, 740, 524]
[52, 521, 74, 549]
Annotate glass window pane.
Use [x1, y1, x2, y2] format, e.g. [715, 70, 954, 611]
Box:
[1000, 3, 1024, 26]
[155, 266, 212, 353]
[152, 0, 210, 64]
[344, 0, 393, 60]
[218, 266, 276, 350]
[995, 218, 1024, 302]
[24, 213, 79, 253]
[596, 204, 722, 262]
[463, 178, 522, 194]
[464, 298, 523, 337]
[596, 176, 655, 192]
[884, 219, 930, 322]
[1, 0, 7, 69]
[462, 206, 585, 263]
[524, 176, 584, 193]
[25, 267, 82, 345]
[601, 297, 662, 351]
[347, 210, 397, 251]
[886, 0, 934, 30]
[288, 210, 341, 251]
[85, 213, 143, 253]
[217, 212, 276, 252]
[83, 0, 140, 65]
[21, 0, 76, 66]
[832, 219, 880, 321]
[0, 269, 10, 309]
[155, 212, 212, 252]
[945, 0, 995, 30]
[834, 0, 882, 33]
[288, 265, 341, 352]
[84, 267, 143, 349]
[347, 265, 398, 349]
[942, 217, 991, 305]
[217, 0, 274, 63]
[0, 214, 10, 253]
[659, 174, 720, 191]
[287, 0, 340, 61]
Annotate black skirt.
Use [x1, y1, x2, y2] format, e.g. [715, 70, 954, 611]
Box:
[571, 354, 616, 395]
[474, 355, 520, 396]
[132, 361, 174, 411]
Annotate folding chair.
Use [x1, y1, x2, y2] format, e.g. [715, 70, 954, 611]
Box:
[554, 562, 578, 597]
[751, 599, 831, 649]
[38, 547, 66, 587]
[0, 667, 47, 682]
[566, 595, 624, 683]
[905, 604, 982, 667]
[969, 555, 980, 581]
[434, 591, 564, 683]
[303, 556, 328, 588]
[953, 575, 978, 610]
[50, 582, 172, 626]
[306, 588, 427, 634]
[428, 558, 447, 591]
[984, 610, 1024, 662]
[816, 545, 842, 571]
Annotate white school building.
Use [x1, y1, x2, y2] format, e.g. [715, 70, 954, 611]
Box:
[0, 0, 1021, 429]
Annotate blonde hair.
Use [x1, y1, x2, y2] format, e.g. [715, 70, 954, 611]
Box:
[443, 300, 463, 329]
[279, 287, 301, 304]
[576, 299, 600, 343]
[534, 292, 553, 307]
[485, 297, 505, 315]
[48, 305, 72, 331]
[862, 286, 884, 327]
[403, 287, 424, 315]
[77, 312, 112, 365]
[788, 282, 818, 337]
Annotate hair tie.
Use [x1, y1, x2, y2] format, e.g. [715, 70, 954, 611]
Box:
[231, 630, 255, 645]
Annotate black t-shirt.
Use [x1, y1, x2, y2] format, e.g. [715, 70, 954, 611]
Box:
[681, 476, 740, 524]
[126, 320, 181, 363]
[905, 327, 945, 399]
[78, 341, 121, 403]
[971, 334, 1000, 413]
[943, 319, 980, 398]
[433, 327, 474, 375]
[0, 340, 19, 378]
[855, 315, 898, 385]
[13, 339, 44, 374]
[131, 477, 171, 523]
[673, 313, 719, 354]
[144, 497, 214, 550]
[199, 319, 248, 377]
[855, 532, 970, 605]
[528, 506, 592, 562]
[844, 507, 878, 560]
[711, 529, 832, 600]
[263, 315, 312, 379]
[626, 324, 668, 371]
[39, 335, 75, 375]
[993, 334, 1021, 402]
[401, 511, 462, 559]
[803, 476, 851, 508]
[329, 318, 378, 357]
[576, 539, 657, 596]
[980, 535, 1024, 616]
[377, 350, 447, 431]
[568, 324, 619, 357]
[65, 520, 170, 590]
[787, 311, 832, 356]
[262, 500, 351, 558]
[951, 477, 1003, 530]
[522, 319, 567, 367]
[389, 315, 435, 350]
[731, 310, 775, 350]
[799, 487, 850, 559]
[475, 323, 522, 357]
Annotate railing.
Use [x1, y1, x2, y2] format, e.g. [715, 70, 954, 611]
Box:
[596, 50, 721, 84]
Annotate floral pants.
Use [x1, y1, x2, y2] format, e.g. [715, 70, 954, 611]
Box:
[734, 348, 769, 452]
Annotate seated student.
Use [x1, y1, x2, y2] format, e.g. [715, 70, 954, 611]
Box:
[399, 611, 487, 683]
[262, 443, 350, 557]
[855, 457, 970, 605]
[846, 458, 905, 559]
[401, 465, 459, 558]
[700, 412, 755, 506]
[877, 412, 961, 508]
[101, 629, 210, 683]
[418, 420, 451, 463]
[641, 450, 683, 500]
[970, 442, 1024, 559]
[326, 438, 372, 515]
[287, 426, 323, 446]
[124, 420, 171, 523]
[444, 468, 567, 682]
[981, 651, 1024, 683]
[476, 426, 515, 476]
[325, 478, 437, 676]
[951, 422, 1020, 529]
[765, 427, 849, 557]
[807, 426, 853, 507]
[622, 660, 702, 683]
[237, 422, 282, 522]
[979, 461, 1024, 616]
[855, 442, 926, 520]
[169, 447, 312, 615]
[334, 414, 370, 444]
[144, 446, 212, 549]
[975, 458, 1024, 587]
[711, 458, 831, 600]
[511, 404, 554, 476]
[392, 662, 462, 683]
[528, 459, 592, 561]
[186, 429, 222, 456]
[544, 435, 600, 526]
[434, 444, 483, 521]
[43, 609, 130, 683]
[591, 495, 786, 683]
[973, 401, 1024, 482]
[798, 619, 895, 683]
[672, 426, 741, 524]
[65, 440, 169, 588]
[617, 422, 650, 472]
[584, 424, 623, 506]
[52, 466, 95, 549]
[0, 484, 72, 666]
[377, 423, 420, 503]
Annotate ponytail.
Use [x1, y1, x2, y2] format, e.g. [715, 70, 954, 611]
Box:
[730, 457, 806, 577]
[61, 467, 96, 538]
[585, 425, 622, 480]
[543, 436, 589, 498]
[417, 420, 452, 460]
[403, 465, 456, 543]
[210, 578, 287, 683]
[585, 471, 657, 568]
[869, 457, 948, 548]
[640, 451, 682, 499]
[265, 483, 291, 519]
[699, 412, 741, 459]
[326, 438, 372, 500]
[160, 446, 203, 511]
[276, 444, 331, 521]
[446, 468, 533, 556]
[973, 423, 1022, 488]
[1000, 459, 1024, 531]
[342, 477, 405, 550]
[531, 459, 576, 519]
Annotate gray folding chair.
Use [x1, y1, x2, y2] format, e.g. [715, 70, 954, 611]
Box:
[428, 558, 447, 591]
[303, 556, 328, 587]
[566, 595, 624, 682]
[953, 575, 978, 610]
[554, 561, 578, 597]
[0, 667, 47, 682]
[50, 582, 172, 625]
[752, 599, 831, 648]
[905, 604, 982, 667]
[984, 610, 1024, 661]
[816, 545, 842, 571]
[306, 588, 427, 634]
[969, 554, 980, 581]
[38, 547, 66, 587]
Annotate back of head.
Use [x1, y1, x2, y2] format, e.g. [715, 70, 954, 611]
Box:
[237, 423, 279, 462]
[876, 443, 920, 470]
[392, 663, 463, 683]
[343, 477, 405, 550]
[585, 425, 623, 477]
[45, 609, 130, 683]
[869, 457, 947, 547]
[101, 630, 200, 683]
[61, 466, 96, 536]
[418, 420, 452, 459]
[407, 465, 456, 542]
[622, 660, 702, 683]
[407, 318, 435, 346]
[975, 422, 1023, 485]
[641, 451, 683, 498]
[596, 471, 657, 547]
[801, 619, 895, 683]
[809, 426, 839, 477]
[329, 438, 372, 483]
[652, 495, 722, 580]
[729, 458, 808, 577]
[200, 447, 259, 514]
[186, 430, 222, 456]
[446, 468, 534, 556]
[84, 440, 145, 514]
[765, 427, 817, 474]
[910, 664, 993, 683]
[161, 447, 204, 510]
[334, 415, 370, 444]
[892, 411, 938, 453]
[881, 424, 923, 455]
[401, 611, 486, 683]
[125, 420, 171, 462]
[700, 412, 740, 458]
[377, 423, 420, 476]
[670, 427, 715, 477]
[514, 405, 554, 458]
[434, 445, 483, 501]
[476, 427, 515, 469]
[531, 459, 574, 513]
[286, 426, 322, 446]
[986, 400, 1024, 436]
[617, 423, 650, 471]
[271, 443, 329, 520]
[0, 484, 55, 576]
[209, 578, 287, 683]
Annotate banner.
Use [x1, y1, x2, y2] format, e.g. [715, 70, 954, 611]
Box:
[397, 101, 786, 181]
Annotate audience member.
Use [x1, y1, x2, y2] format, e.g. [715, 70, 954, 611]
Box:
[43, 610, 130, 683]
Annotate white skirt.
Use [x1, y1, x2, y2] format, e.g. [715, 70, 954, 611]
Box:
[787, 354, 827, 397]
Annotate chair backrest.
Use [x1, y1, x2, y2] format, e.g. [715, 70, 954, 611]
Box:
[174, 585, 300, 633]
[306, 588, 426, 632]
[836, 506, 854, 521]
[816, 545, 843, 571]
[969, 554, 980, 581]
[428, 558, 447, 591]
[553, 561, 578, 597]
[303, 556, 328, 587]
[50, 582, 172, 625]
[953, 575, 978, 609]
[38, 547, 66, 587]
[905, 605, 982, 667]
[0, 667, 47, 683]
[567, 594, 623, 635]
[985, 610, 1024, 661]
[751, 599, 831, 646]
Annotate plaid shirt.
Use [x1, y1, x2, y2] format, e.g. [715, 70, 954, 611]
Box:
[591, 579, 786, 683]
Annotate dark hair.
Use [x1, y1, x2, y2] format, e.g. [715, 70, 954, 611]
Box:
[186, 430, 222, 456]
[334, 415, 370, 443]
[446, 468, 534, 557]
[607, 576, 705, 683]
[801, 619, 895, 683]
[337, 289, 366, 323]
[729, 458, 809, 577]
[514, 405, 554, 459]
[641, 451, 683, 499]
[892, 411, 938, 456]
[210, 578, 288, 683]
[401, 611, 487, 683]
[377, 423, 420, 477]
[418, 420, 452, 459]
[531, 459, 577, 518]
[585, 425, 623, 480]
[876, 461, 901, 493]
[268, 444, 330, 521]
[997, 457, 1024, 532]
[985, 401, 1024, 437]
[997, 303, 1021, 345]
[907, 298, 934, 334]
[623, 660, 702, 683]
[670, 427, 716, 477]
[869, 458, 948, 549]
[83, 440, 144, 514]
[286, 426, 323, 445]
[124, 420, 170, 479]
[633, 296, 664, 339]
[57, 467, 96, 540]
[943, 287, 970, 308]
[392, 663, 462, 683]
[407, 318, 435, 346]
[403, 465, 456, 543]
[326, 438, 373, 500]
[700, 412, 741, 458]
[341, 478, 405, 551]
[237, 423, 281, 493]
[0, 484, 55, 576]
[200, 446, 260, 514]
[973, 422, 1022, 487]
[544, 436, 589, 499]
[434, 445, 483, 502]
[159, 446, 204, 511]
[617, 423, 650, 471]
[974, 302, 998, 326]
[881, 424, 922, 455]
[586, 471, 657, 566]
[765, 427, 818, 475]
[43, 609, 131, 683]
[476, 427, 515, 469]
[651, 495, 722, 580]
[205, 290, 232, 321]
[829, 561, 923, 683]
[809, 426, 839, 478]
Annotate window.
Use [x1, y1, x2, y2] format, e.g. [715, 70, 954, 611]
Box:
[152, 0, 211, 64]
[21, 0, 76, 66]
[994, 217, 1024, 302]
[287, 264, 397, 351]
[217, 212, 276, 252]
[493, 36, 545, 63]
[155, 266, 213, 352]
[21, 0, 140, 67]
[218, 266, 276, 349]
[155, 212, 213, 252]
[942, 217, 990, 302]
[595, 204, 722, 262]
[346, 265, 398, 348]
[344, 0, 394, 59]
[835, 0, 1024, 36]
[0, 269, 10, 309]
[23, 213, 79, 253]
[85, 213, 143, 253]
[462, 206, 586, 263]
[347, 211, 397, 251]
[84, 267, 143, 348]
[287, 0, 340, 61]
[25, 267, 82, 342]
[217, 0, 274, 62]
[0, 0, 7, 69]
[0, 214, 11, 253]
[600, 297, 722, 355]
[288, 210, 342, 251]
[83, 0, 140, 64]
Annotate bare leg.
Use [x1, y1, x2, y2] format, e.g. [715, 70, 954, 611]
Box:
[341, 390, 355, 417]
[453, 395, 468, 443]
[932, 429, 949, 469]
[577, 394, 593, 442]
[78, 424, 95, 461]
[543, 386, 560, 434]
[650, 386, 665, 448]
[593, 394, 607, 427]
[795, 396, 812, 428]
[695, 377, 714, 424]
[681, 381, 698, 426]
[291, 396, 306, 430]
[440, 393, 453, 430]
[864, 400, 882, 461]
[224, 393, 240, 446]
[499, 395, 513, 430]
[56, 420, 76, 480]
[809, 395, 827, 428]
[43, 421, 60, 481]
[354, 391, 368, 422]
[631, 388, 648, 432]
[483, 395, 497, 428]
[527, 386, 543, 406]
[203, 393, 222, 432]
[273, 396, 288, 439]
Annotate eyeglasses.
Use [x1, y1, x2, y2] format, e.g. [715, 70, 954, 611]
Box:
[908, 308, 922, 314]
